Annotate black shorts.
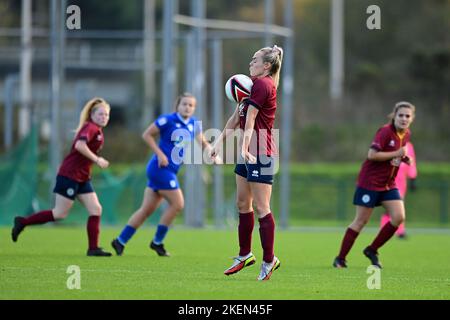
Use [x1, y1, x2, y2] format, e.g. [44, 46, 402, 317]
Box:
[234, 155, 277, 185]
[353, 187, 401, 208]
[53, 175, 94, 200]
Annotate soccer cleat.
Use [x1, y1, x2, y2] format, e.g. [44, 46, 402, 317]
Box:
[397, 233, 407, 240]
[111, 238, 125, 256]
[363, 246, 382, 269]
[333, 257, 348, 268]
[11, 216, 25, 242]
[87, 247, 112, 257]
[257, 256, 280, 281]
[224, 253, 256, 276]
[150, 241, 170, 257]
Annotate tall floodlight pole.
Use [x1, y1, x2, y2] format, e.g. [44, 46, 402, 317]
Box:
[279, 0, 294, 229]
[50, 0, 62, 178]
[330, 0, 344, 101]
[191, 0, 206, 227]
[183, 32, 196, 227]
[20, 0, 32, 138]
[264, 0, 274, 46]
[211, 39, 224, 228]
[162, 0, 175, 114]
[142, 0, 156, 128]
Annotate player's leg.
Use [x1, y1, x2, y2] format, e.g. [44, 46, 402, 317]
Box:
[78, 192, 111, 256]
[112, 187, 163, 255]
[364, 193, 404, 268]
[147, 188, 184, 256]
[334, 205, 373, 268]
[12, 193, 73, 242]
[250, 181, 280, 281]
[369, 200, 404, 251]
[224, 174, 256, 275]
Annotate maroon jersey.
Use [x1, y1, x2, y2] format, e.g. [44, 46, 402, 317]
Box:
[58, 121, 104, 182]
[239, 76, 278, 156]
[357, 124, 411, 191]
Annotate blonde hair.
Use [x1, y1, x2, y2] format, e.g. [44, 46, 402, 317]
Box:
[258, 45, 284, 89]
[388, 101, 416, 124]
[75, 97, 110, 134]
[173, 92, 196, 111]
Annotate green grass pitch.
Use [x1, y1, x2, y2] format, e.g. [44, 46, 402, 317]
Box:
[1, 226, 449, 300]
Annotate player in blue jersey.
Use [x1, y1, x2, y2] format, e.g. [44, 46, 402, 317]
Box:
[111, 93, 217, 256]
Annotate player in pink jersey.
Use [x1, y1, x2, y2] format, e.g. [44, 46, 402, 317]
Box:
[11, 98, 112, 256]
[333, 102, 416, 269]
[211, 45, 283, 281]
[380, 141, 417, 238]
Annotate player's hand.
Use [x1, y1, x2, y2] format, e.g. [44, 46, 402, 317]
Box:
[397, 146, 408, 158]
[402, 156, 412, 165]
[158, 154, 169, 167]
[96, 157, 109, 169]
[242, 149, 257, 164]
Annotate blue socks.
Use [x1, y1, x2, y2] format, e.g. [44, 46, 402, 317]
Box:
[153, 224, 169, 245]
[117, 225, 136, 245]
[117, 224, 169, 246]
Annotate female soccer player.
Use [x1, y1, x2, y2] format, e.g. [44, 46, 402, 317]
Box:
[111, 92, 217, 257]
[210, 45, 283, 281]
[12, 97, 112, 256]
[380, 141, 417, 239]
[333, 102, 416, 268]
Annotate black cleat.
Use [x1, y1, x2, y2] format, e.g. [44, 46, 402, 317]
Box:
[111, 238, 125, 256]
[333, 256, 347, 268]
[11, 216, 25, 242]
[150, 241, 170, 257]
[397, 233, 407, 240]
[363, 246, 382, 268]
[87, 247, 112, 257]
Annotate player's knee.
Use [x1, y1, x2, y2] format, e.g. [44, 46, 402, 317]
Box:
[90, 204, 102, 216]
[236, 199, 252, 212]
[391, 214, 405, 226]
[52, 208, 69, 220]
[173, 201, 184, 213]
[254, 204, 270, 217]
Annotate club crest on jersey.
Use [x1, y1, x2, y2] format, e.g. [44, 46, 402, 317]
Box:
[187, 124, 194, 132]
[389, 140, 395, 147]
[96, 135, 102, 141]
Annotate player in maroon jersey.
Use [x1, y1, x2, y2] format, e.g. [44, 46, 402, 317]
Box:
[11, 98, 112, 256]
[333, 102, 416, 268]
[210, 45, 283, 280]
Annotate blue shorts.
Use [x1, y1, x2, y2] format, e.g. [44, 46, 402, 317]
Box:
[234, 155, 277, 185]
[53, 175, 94, 200]
[353, 187, 401, 208]
[146, 160, 180, 192]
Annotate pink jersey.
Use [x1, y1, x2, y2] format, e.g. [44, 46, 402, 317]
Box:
[395, 142, 417, 197]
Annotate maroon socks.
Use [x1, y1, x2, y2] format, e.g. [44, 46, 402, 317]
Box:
[238, 212, 254, 256]
[337, 228, 360, 260]
[369, 222, 398, 251]
[87, 215, 100, 250]
[259, 213, 275, 263]
[21, 210, 54, 226]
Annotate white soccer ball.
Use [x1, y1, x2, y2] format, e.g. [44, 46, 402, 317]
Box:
[225, 74, 253, 103]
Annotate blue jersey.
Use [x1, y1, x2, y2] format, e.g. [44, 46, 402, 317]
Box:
[150, 112, 201, 174]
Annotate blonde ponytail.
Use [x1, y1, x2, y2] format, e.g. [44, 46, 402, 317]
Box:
[259, 45, 284, 89]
